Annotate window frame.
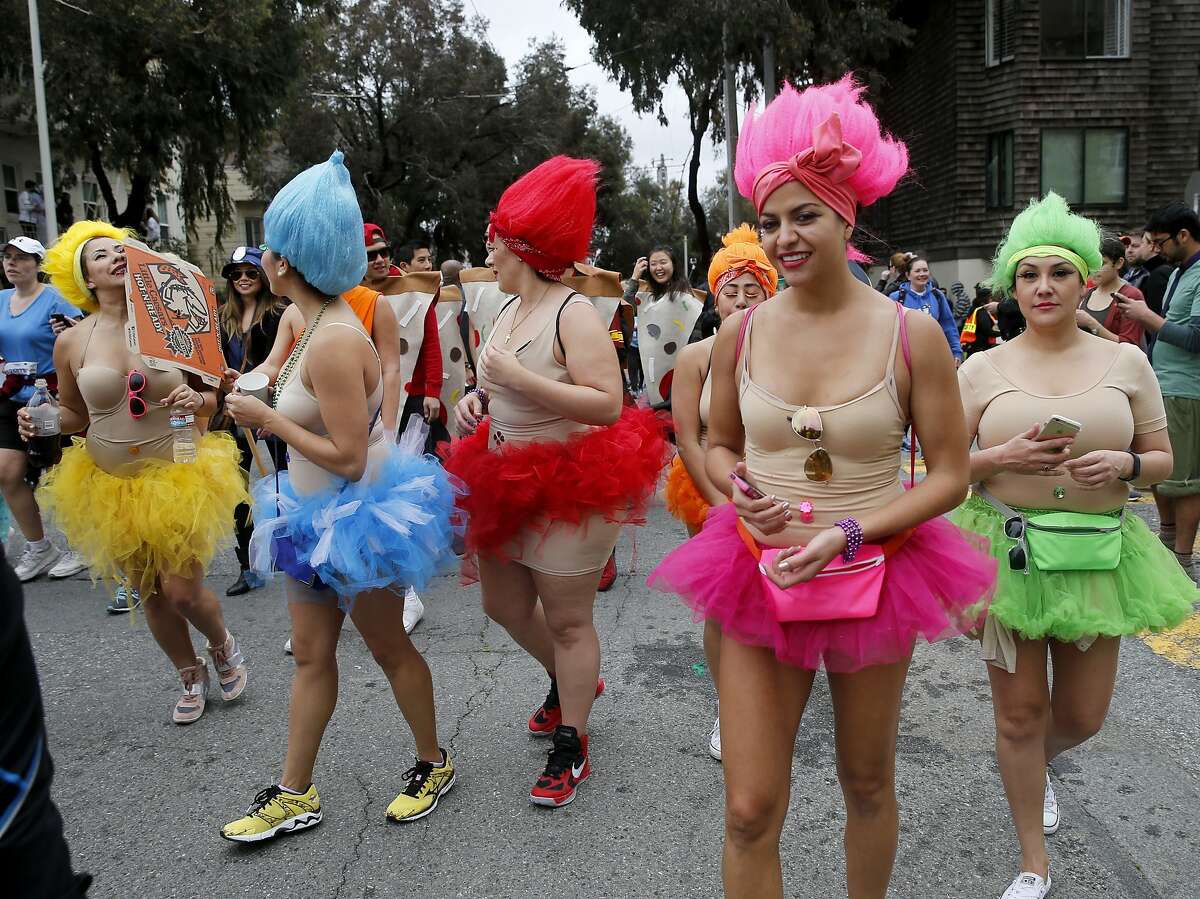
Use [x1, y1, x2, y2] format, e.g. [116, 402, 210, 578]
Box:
[244, 216, 264, 248]
[1, 164, 17, 215]
[155, 193, 171, 242]
[1039, 126, 1129, 208]
[985, 0, 1016, 67]
[1040, 0, 1131, 60]
[81, 180, 100, 219]
[985, 130, 1015, 209]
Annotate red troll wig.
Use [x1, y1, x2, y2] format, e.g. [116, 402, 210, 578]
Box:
[489, 155, 600, 279]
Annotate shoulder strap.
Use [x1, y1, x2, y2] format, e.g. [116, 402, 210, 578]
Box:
[554, 291, 584, 360]
[734, 304, 758, 366]
[897, 303, 912, 373]
[896, 304, 918, 486]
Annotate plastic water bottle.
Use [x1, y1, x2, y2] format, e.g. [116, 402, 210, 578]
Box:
[25, 379, 62, 468]
[170, 412, 197, 463]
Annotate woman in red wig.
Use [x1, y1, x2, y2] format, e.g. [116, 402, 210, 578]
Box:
[445, 156, 668, 808]
[648, 78, 995, 897]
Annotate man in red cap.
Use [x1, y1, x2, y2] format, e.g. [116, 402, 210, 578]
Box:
[363, 222, 403, 287]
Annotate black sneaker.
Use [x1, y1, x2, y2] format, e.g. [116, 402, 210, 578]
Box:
[226, 571, 252, 596]
[530, 725, 590, 807]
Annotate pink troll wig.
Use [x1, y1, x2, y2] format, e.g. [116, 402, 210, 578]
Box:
[734, 75, 908, 216]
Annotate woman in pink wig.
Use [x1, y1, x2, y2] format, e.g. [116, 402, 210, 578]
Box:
[649, 76, 995, 898]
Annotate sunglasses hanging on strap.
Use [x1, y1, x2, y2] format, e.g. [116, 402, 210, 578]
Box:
[976, 486, 1123, 574]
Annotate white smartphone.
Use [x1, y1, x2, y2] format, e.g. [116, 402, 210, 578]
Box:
[1035, 415, 1082, 441]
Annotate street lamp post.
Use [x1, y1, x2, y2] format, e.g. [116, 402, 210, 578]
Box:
[27, 0, 57, 238]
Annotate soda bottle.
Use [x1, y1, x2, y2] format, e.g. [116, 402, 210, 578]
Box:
[26, 379, 62, 468]
[170, 412, 197, 463]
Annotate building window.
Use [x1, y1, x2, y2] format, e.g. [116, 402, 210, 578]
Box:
[1041, 0, 1130, 59]
[244, 217, 263, 248]
[986, 0, 1016, 65]
[82, 181, 100, 219]
[2, 165, 17, 215]
[986, 131, 1014, 208]
[1041, 128, 1127, 206]
[155, 194, 171, 242]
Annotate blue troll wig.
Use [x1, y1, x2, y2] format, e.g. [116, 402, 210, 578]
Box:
[264, 150, 367, 296]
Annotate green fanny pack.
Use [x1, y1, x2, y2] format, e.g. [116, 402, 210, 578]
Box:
[977, 487, 1123, 574]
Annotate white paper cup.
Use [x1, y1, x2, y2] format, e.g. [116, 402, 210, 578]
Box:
[235, 371, 271, 403]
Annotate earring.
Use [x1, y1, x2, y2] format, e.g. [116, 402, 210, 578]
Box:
[277, 269, 285, 276]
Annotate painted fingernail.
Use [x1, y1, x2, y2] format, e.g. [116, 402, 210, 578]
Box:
[784, 512, 793, 520]
[778, 561, 790, 570]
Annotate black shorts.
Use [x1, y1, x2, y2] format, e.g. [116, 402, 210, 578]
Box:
[0, 401, 26, 453]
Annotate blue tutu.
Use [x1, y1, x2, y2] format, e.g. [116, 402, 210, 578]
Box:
[249, 437, 464, 602]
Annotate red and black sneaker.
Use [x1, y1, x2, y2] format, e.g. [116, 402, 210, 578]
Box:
[597, 550, 617, 592]
[528, 677, 606, 736]
[530, 725, 590, 807]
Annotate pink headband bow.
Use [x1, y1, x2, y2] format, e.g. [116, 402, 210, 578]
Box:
[750, 112, 863, 224]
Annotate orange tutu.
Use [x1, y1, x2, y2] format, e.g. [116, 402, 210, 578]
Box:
[665, 455, 710, 532]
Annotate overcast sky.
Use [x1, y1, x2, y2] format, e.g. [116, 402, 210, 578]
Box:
[468, 0, 721, 189]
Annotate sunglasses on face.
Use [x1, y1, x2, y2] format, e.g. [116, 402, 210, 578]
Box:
[127, 369, 148, 419]
[231, 268, 259, 281]
[367, 248, 391, 262]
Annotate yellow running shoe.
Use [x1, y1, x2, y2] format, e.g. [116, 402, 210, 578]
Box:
[386, 749, 455, 822]
[221, 784, 322, 843]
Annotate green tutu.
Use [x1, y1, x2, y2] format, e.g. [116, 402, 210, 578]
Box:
[952, 493, 1196, 643]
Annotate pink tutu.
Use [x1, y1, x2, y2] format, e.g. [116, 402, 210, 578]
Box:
[648, 504, 996, 672]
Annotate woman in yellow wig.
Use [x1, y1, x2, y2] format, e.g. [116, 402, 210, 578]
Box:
[25, 221, 250, 725]
[665, 223, 776, 760]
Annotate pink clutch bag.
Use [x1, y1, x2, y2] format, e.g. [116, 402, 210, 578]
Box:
[758, 545, 886, 622]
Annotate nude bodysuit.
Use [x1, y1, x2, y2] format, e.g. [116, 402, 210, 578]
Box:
[76, 323, 185, 473]
[274, 321, 387, 496]
[738, 307, 908, 548]
[479, 294, 620, 576]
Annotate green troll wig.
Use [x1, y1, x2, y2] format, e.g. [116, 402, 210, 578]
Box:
[991, 192, 1102, 295]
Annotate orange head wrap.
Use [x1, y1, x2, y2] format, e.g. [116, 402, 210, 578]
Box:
[707, 224, 779, 297]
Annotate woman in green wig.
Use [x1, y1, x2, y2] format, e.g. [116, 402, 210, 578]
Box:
[953, 193, 1195, 899]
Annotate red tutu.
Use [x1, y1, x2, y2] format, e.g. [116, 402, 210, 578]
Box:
[648, 504, 995, 672]
[664, 455, 710, 532]
[441, 406, 670, 557]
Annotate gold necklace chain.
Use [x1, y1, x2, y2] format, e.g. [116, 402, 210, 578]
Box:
[505, 283, 553, 344]
[272, 297, 333, 408]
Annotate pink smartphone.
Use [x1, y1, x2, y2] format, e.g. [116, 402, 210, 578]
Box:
[729, 471, 767, 500]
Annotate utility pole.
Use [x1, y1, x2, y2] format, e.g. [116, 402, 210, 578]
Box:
[722, 24, 738, 231]
[763, 34, 776, 104]
[27, 0, 57, 238]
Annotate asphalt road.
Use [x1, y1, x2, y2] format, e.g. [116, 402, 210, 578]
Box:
[22, 501, 1200, 899]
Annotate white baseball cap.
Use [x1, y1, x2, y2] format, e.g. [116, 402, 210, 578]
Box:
[3, 236, 46, 259]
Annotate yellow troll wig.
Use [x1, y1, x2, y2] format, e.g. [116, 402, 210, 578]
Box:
[707, 224, 779, 297]
[43, 220, 132, 313]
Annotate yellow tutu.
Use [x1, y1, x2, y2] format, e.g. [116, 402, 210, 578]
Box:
[38, 432, 248, 596]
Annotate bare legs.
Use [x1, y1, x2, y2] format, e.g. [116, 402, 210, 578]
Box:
[0, 447, 45, 541]
[719, 638, 909, 899]
[141, 562, 229, 669]
[281, 581, 442, 790]
[988, 636, 1120, 878]
[479, 556, 603, 735]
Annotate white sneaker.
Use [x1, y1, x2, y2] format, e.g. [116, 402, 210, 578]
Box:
[284, 637, 293, 656]
[403, 588, 425, 635]
[708, 716, 722, 761]
[48, 549, 87, 578]
[1043, 774, 1060, 835]
[1001, 870, 1051, 899]
[14, 541, 62, 582]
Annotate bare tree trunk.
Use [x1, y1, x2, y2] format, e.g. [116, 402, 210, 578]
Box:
[88, 143, 119, 222]
[685, 91, 713, 280]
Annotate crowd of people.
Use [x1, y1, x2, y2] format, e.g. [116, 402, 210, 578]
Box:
[2, 71, 1198, 899]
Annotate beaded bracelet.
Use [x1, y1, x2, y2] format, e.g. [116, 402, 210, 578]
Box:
[834, 517, 864, 563]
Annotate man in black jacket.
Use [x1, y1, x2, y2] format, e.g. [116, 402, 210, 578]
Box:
[1126, 228, 1173, 357]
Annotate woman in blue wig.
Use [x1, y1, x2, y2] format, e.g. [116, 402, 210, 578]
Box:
[221, 151, 462, 843]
